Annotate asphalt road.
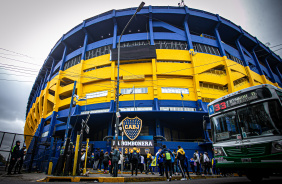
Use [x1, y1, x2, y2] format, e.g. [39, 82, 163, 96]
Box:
[0, 175, 282, 184]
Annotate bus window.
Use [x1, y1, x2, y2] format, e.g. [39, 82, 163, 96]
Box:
[276, 90, 282, 103]
[237, 102, 278, 137]
[268, 100, 282, 133]
[211, 110, 239, 142]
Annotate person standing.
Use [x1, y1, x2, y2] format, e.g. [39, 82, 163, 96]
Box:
[212, 157, 218, 175]
[200, 153, 204, 175]
[173, 150, 179, 175]
[184, 155, 192, 180]
[118, 151, 123, 171]
[138, 153, 144, 174]
[90, 153, 95, 169]
[193, 150, 200, 175]
[177, 145, 186, 180]
[203, 152, 211, 175]
[160, 145, 173, 181]
[98, 149, 104, 171]
[7, 140, 20, 175]
[145, 151, 154, 175]
[14, 146, 26, 174]
[170, 149, 176, 175]
[124, 155, 130, 171]
[111, 145, 119, 177]
[109, 152, 113, 176]
[130, 147, 140, 176]
[103, 151, 110, 174]
[189, 158, 195, 174]
[93, 148, 100, 170]
[156, 149, 164, 176]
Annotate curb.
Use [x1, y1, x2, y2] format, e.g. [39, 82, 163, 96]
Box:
[37, 175, 222, 182]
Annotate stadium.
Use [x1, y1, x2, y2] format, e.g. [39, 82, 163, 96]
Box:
[23, 5, 282, 170]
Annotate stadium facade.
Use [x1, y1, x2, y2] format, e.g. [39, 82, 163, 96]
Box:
[24, 5, 282, 170]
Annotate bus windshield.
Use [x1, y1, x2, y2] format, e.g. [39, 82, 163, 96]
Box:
[211, 100, 282, 143]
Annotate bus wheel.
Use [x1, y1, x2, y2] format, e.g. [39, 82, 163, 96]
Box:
[246, 172, 263, 182]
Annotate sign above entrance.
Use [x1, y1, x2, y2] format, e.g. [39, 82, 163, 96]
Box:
[112, 140, 154, 155]
[122, 117, 142, 141]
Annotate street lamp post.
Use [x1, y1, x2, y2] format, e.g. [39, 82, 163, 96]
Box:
[115, 1, 145, 145]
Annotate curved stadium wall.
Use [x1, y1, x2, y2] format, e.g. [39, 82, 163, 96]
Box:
[24, 6, 282, 148]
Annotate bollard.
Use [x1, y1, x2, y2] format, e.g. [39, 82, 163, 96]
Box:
[83, 138, 89, 175]
[48, 161, 53, 175]
[72, 134, 80, 176]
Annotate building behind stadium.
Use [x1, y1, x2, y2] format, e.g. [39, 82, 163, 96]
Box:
[23, 5, 282, 171]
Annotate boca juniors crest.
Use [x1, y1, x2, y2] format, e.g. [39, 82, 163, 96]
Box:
[122, 117, 142, 141]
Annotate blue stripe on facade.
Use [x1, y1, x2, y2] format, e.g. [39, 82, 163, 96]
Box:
[26, 5, 282, 117]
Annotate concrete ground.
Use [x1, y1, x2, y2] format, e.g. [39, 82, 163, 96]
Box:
[0, 173, 282, 184]
[0, 171, 220, 183]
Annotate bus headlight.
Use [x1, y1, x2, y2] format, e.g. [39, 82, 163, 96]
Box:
[272, 140, 282, 153]
[214, 147, 225, 156]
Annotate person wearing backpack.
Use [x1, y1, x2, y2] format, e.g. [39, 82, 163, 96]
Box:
[111, 145, 120, 177]
[177, 145, 186, 180]
[93, 148, 100, 170]
[103, 151, 110, 174]
[130, 147, 140, 176]
[160, 145, 173, 181]
[193, 150, 200, 175]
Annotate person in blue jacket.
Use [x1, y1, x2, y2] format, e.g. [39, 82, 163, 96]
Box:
[160, 145, 173, 181]
[156, 148, 164, 176]
[184, 155, 192, 180]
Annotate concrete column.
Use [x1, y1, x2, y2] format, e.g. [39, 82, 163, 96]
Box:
[184, 6, 193, 50]
[59, 41, 68, 71]
[149, 6, 154, 45]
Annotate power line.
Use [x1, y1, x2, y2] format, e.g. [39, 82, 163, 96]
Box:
[0, 78, 34, 83]
[0, 48, 35, 58]
[0, 56, 43, 66]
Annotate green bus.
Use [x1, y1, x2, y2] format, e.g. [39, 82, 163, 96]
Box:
[207, 84, 282, 182]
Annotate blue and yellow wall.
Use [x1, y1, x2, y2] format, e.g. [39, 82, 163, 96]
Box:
[24, 6, 282, 149]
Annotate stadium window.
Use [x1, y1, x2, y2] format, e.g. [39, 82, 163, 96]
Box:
[192, 43, 220, 56]
[161, 87, 189, 94]
[225, 51, 244, 65]
[121, 87, 148, 94]
[85, 44, 112, 60]
[155, 40, 187, 50]
[120, 40, 150, 48]
[63, 55, 81, 71]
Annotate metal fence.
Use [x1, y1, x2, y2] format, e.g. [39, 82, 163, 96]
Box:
[0, 131, 38, 173]
[0, 131, 63, 174]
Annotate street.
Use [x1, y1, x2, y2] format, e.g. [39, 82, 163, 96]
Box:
[0, 174, 282, 184]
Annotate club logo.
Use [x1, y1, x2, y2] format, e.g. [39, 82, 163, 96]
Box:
[122, 117, 142, 141]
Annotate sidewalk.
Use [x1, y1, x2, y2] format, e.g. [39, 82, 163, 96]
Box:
[1, 169, 222, 183]
[37, 170, 222, 182]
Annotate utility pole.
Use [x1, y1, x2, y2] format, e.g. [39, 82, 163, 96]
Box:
[115, 1, 145, 145]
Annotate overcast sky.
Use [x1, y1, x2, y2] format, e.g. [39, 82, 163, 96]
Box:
[0, 0, 281, 135]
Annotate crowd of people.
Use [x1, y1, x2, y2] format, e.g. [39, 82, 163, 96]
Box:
[87, 144, 219, 181]
[6, 140, 218, 179]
